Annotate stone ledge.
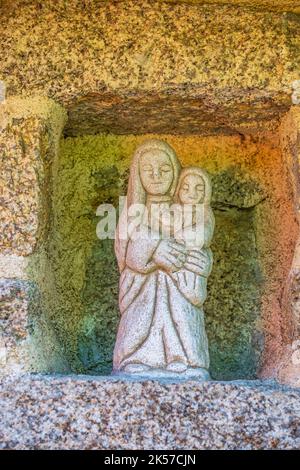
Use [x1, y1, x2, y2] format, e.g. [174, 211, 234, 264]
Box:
[0, 374, 299, 449]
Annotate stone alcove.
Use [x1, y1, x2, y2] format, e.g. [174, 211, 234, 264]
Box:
[19, 99, 297, 382]
[2, 0, 300, 451]
[1, 95, 300, 449]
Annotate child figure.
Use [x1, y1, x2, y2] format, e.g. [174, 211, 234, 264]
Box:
[146, 166, 214, 374]
[147, 166, 214, 306]
[171, 167, 214, 307]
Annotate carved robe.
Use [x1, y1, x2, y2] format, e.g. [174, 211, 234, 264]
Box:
[113, 224, 210, 371]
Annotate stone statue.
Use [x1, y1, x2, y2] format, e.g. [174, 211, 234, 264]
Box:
[113, 139, 214, 379]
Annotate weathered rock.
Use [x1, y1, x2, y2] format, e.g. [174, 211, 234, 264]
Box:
[0, 374, 299, 450]
[0, 97, 66, 375]
[169, 1, 300, 12]
[0, 279, 31, 375]
[2, 0, 300, 14]
[0, 1, 299, 135]
[0, 97, 66, 256]
[277, 107, 300, 386]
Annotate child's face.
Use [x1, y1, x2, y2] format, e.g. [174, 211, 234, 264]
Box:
[178, 174, 205, 204]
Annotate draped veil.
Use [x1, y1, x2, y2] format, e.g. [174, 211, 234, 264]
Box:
[114, 139, 181, 272]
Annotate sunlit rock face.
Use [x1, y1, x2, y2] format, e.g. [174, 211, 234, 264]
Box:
[133, 1, 300, 12]
[0, 1, 300, 136]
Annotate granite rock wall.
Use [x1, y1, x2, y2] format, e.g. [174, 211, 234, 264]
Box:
[0, 1, 300, 136]
[1, 375, 299, 450]
[0, 97, 66, 374]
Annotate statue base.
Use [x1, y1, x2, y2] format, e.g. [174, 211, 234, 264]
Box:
[112, 367, 211, 382]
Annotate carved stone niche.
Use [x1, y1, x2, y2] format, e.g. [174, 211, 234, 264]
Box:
[1, 93, 300, 450]
[2, 92, 300, 389]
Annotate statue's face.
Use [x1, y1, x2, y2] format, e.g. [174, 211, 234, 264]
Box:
[139, 150, 174, 196]
[178, 174, 205, 204]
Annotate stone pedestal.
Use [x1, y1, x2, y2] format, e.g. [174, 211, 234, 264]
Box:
[0, 375, 299, 450]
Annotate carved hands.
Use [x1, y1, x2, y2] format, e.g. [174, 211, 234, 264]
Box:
[152, 239, 187, 273]
[184, 249, 212, 278]
[152, 241, 212, 277]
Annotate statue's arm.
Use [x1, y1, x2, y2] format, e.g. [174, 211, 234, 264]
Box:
[126, 237, 159, 274]
[126, 230, 188, 275]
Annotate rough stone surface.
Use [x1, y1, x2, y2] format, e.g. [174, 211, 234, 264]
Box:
[0, 1, 299, 135]
[0, 97, 67, 374]
[0, 117, 47, 256]
[2, 0, 300, 13]
[276, 107, 300, 387]
[0, 97, 66, 256]
[0, 276, 69, 376]
[0, 254, 28, 279]
[0, 374, 299, 450]
[167, 1, 300, 11]
[0, 279, 31, 375]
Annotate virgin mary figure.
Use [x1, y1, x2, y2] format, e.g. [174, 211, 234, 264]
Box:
[113, 139, 212, 377]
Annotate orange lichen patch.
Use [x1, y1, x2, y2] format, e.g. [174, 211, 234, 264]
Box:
[274, 107, 300, 385]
